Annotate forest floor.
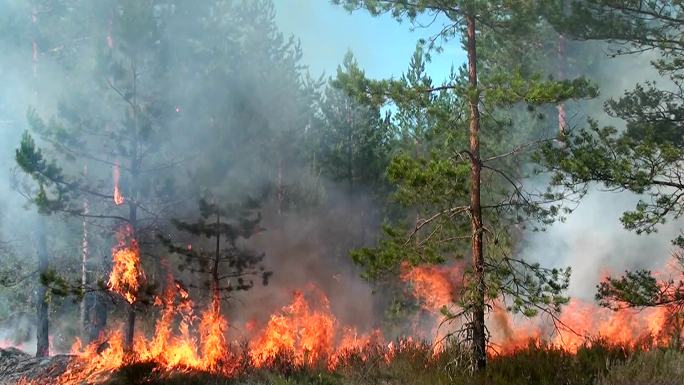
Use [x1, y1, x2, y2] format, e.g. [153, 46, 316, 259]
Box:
[3, 341, 684, 385]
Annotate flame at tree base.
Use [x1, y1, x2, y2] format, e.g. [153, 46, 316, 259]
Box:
[18, 285, 684, 385]
[16, 261, 684, 385]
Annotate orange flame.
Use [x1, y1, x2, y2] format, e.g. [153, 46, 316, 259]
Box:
[249, 290, 335, 367]
[14, 248, 684, 385]
[400, 262, 462, 313]
[113, 162, 124, 205]
[107, 225, 144, 304]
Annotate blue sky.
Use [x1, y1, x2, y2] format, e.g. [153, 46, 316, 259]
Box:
[273, 0, 467, 83]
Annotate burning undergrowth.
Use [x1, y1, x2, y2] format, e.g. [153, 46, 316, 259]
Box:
[8, 193, 684, 384]
[9, 256, 684, 385]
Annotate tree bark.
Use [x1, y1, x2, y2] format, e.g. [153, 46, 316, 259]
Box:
[80, 166, 89, 338]
[125, 57, 140, 351]
[557, 34, 567, 137]
[347, 99, 354, 194]
[466, 14, 486, 371]
[213, 211, 221, 311]
[35, 216, 49, 358]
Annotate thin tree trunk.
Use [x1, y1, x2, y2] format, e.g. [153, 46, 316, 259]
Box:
[347, 100, 354, 194]
[35, 216, 49, 357]
[277, 157, 284, 215]
[80, 166, 89, 338]
[557, 34, 567, 138]
[466, 14, 486, 371]
[213, 211, 221, 312]
[125, 56, 139, 351]
[31, 4, 49, 359]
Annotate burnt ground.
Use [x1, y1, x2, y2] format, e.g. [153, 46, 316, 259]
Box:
[0, 348, 71, 385]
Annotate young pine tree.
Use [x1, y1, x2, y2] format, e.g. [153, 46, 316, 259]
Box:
[159, 198, 272, 312]
[335, 0, 597, 370]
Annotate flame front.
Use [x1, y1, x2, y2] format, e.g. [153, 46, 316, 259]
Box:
[249, 290, 336, 367]
[17, 254, 684, 385]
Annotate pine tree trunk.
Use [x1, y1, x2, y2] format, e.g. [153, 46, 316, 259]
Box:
[35, 216, 49, 357]
[213, 212, 221, 311]
[125, 57, 140, 351]
[466, 14, 486, 371]
[80, 166, 89, 338]
[557, 34, 566, 137]
[277, 158, 284, 215]
[347, 100, 354, 194]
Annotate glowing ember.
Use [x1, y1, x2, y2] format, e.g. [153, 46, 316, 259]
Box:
[112, 162, 124, 205]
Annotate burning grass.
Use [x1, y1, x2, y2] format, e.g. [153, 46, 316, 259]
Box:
[13, 218, 684, 385]
[22, 340, 681, 385]
[14, 257, 684, 385]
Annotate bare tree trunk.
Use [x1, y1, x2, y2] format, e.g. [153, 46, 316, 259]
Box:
[347, 100, 354, 194]
[213, 211, 221, 311]
[125, 57, 140, 351]
[35, 216, 49, 357]
[277, 157, 284, 215]
[557, 34, 567, 138]
[80, 166, 89, 338]
[466, 14, 486, 371]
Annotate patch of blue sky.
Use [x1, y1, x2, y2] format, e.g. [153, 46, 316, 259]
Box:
[274, 0, 467, 84]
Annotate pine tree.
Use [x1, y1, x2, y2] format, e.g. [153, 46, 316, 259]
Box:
[537, 1, 684, 316]
[159, 198, 272, 309]
[335, 0, 597, 370]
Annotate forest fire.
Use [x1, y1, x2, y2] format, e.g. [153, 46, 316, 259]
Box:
[400, 262, 684, 356]
[399, 262, 463, 313]
[107, 225, 144, 304]
[12, 258, 684, 385]
[25, 284, 380, 384]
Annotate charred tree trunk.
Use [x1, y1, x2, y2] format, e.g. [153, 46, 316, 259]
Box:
[125, 57, 140, 351]
[35, 216, 49, 358]
[466, 14, 486, 371]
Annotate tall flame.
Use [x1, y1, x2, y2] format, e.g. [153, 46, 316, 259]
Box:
[249, 290, 336, 367]
[107, 225, 144, 304]
[113, 162, 124, 205]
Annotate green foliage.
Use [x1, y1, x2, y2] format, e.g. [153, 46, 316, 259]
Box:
[15, 130, 71, 214]
[596, 237, 684, 314]
[538, 117, 684, 234]
[313, 52, 393, 195]
[538, 0, 684, 236]
[335, 1, 594, 345]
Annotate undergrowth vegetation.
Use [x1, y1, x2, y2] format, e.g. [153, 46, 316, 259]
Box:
[100, 339, 684, 385]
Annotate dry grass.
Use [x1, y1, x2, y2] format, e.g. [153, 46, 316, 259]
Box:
[99, 340, 684, 385]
